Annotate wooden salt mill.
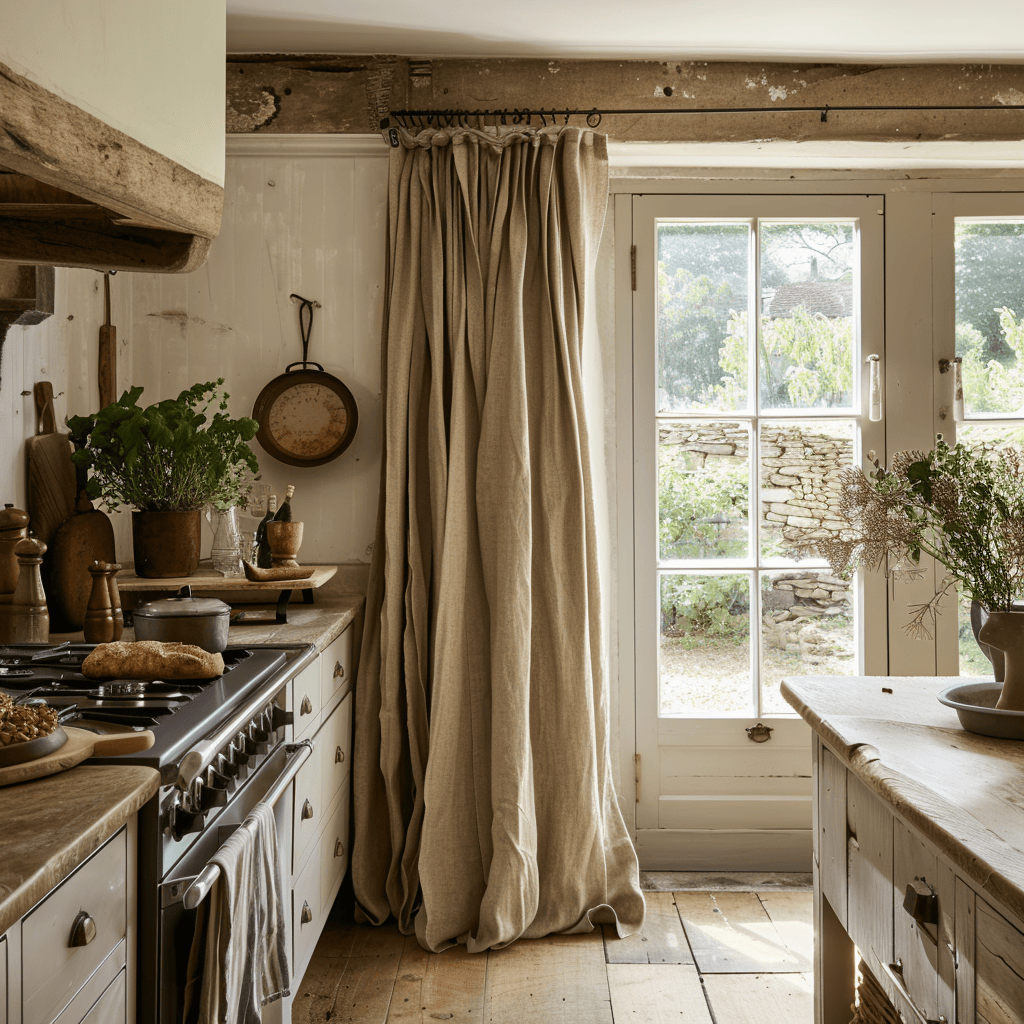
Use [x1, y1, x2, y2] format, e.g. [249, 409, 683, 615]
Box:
[8, 535, 49, 642]
[0, 504, 29, 604]
[85, 561, 121, 643]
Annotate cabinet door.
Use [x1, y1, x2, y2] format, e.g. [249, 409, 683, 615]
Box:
[892, 820, 941, 1021]
[975, 897, 1024, 1024]
[846, 775, 893, 975]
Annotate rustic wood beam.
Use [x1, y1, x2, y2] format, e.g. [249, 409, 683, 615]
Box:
[0, 59, 223, 239]
[0, 215, 211, 273]
[226, 56, 1024, 143]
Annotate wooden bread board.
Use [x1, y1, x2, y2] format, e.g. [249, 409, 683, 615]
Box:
[0, 727, 155, 787]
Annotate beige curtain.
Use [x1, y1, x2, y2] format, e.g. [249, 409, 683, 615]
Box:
[351, 124, 644, 952]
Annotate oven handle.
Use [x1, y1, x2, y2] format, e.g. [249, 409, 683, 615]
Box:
[179, 739, 314, 911]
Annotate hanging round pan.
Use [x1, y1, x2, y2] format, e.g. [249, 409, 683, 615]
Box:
[253, 293, 359, 468]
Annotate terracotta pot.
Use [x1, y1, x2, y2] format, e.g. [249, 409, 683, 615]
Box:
[266, 520, 303, 568]
[977, 609, 1024, 711]
[132, 510, 201, 578]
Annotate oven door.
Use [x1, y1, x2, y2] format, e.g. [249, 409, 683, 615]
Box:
[158, 745, 295, 1024]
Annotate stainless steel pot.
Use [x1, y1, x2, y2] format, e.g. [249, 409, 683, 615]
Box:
[133, 586, 230, 653]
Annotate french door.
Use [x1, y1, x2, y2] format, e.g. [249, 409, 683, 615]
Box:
[630, 194, 886, 869]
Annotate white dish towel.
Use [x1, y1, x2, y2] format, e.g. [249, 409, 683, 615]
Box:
[184, 802, 290, 1024]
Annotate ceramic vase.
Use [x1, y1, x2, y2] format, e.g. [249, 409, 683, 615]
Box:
[977, 609, 1024, 711]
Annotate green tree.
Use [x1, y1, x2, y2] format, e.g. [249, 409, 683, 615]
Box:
[960, 307, 1024, 414]
[715, 307, 853, 409]
[956, 223, 1024, 361]
[659, 453, 748, 560]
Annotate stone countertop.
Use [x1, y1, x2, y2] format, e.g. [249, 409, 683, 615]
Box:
[0, 764, 159, 935]
[782, 673, 1024, 927]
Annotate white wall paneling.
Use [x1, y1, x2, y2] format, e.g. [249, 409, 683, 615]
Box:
[121, 135, 389, 566]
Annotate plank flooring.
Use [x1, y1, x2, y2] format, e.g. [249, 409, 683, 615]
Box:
[293, 887, 813, 1024]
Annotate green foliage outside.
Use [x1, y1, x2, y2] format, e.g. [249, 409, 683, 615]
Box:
[659, 452, 748, 560]
[959, 308, 1024, 414]
[660, 574, 749, 639]
[68, 380, 260, 513]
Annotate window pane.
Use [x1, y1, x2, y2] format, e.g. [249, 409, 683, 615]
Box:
[760, 222, 856, 411]
[761, 570, 855, 713]
[660, 573, 752, 715]
[955, 220, 1024, 416]
[659, 421, 750, 561]
[760, 420, 856, 563]
[656, 223, 749, 413]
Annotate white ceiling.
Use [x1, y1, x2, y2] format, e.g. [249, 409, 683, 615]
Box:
[225, 0, 1024, 61]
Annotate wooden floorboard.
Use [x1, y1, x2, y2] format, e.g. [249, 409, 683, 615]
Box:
[756, 891, 814, 964]
[297, 893, 815, 1024]
[483, 930, 613, 1024]
[701, 973, 814, 1023]
[675, 892, 806, 974]
[606, 964, 713, 1023]
[387, 936, 488, 1022]
[603, 891, 695, 965]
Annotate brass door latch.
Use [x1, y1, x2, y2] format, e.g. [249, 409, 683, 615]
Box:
[745, 723, 773, 743]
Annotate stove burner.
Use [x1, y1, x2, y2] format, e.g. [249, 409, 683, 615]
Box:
[100, 680, 148, 696]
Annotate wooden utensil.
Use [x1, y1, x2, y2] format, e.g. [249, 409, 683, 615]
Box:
[0, 726, 154, 787]
[25, 381, 76, 547]
[46, 467, 115, 632]
[98, 272, 116, 409]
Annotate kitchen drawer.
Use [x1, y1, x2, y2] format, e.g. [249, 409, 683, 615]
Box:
[320, 626, 353, 713]
[319, 794, 350, 913]
[292, 744, 322, 870]
[292, 853, 321, 979]
[292, 661, 322, 741]
[320, 693, 352, 812]
[53, 958, 125, 1024]
[22, 830, 126, 1024]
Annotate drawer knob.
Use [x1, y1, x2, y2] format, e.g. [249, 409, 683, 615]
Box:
[300, 695, 313, 716]
[302, 799, 314, 820]
[335, 746, 345, 764]
[335, 839, 345, 858]
[69, 911, 97, 947]
[333, 661, 345, 679]
[903, 879, 939, 927]
[300, 901, 313, 925]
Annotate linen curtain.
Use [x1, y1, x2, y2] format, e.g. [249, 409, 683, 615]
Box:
[351, 124, 644, 952]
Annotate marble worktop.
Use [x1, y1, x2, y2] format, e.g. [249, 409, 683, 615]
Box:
[0, 764, 159, 934]
[782, 673, 1024, 927]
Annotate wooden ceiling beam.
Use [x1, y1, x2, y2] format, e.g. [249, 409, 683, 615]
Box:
[0, 59, 223, 236]
[226, 55, 1024, 143]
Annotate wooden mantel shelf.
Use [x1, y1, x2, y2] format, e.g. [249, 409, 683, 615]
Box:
[116, 564, 337, 624]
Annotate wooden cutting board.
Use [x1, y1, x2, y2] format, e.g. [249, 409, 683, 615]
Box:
[0, 727, 154, 787]
[47, 492, 116, 631]
[25, 381, 76, 547]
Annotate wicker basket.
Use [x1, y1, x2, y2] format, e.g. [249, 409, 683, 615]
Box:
[849, 961, 900, 1024]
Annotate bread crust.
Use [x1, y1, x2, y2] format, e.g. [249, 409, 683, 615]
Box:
[82, 640, 225, 679]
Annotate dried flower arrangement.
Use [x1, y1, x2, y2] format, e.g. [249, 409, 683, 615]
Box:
[804, 436, 1024, 639]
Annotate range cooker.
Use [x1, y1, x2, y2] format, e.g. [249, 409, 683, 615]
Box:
[0, 640, 318, 1024]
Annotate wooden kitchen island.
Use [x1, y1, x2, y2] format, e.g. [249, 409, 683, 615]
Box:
[782, 674, 1024, 1024]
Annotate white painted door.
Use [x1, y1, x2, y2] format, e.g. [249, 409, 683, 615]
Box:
[630, 194, 886, 870]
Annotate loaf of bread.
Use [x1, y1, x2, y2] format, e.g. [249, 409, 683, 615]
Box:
[82, 640, 225, 680]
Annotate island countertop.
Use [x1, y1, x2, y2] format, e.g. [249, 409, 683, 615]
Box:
[781, 673, 1024, 929]
[0, 764, 160, 935]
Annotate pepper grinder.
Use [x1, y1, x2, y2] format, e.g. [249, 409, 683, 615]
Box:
[7, 535, 48, 643]
[85, 561, 116, 643]
[0, 504, 29, 605]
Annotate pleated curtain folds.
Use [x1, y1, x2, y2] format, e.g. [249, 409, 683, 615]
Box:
[351, 124, 645, 952]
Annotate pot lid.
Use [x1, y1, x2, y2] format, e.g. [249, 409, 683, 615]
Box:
[134, 586, 230, 619]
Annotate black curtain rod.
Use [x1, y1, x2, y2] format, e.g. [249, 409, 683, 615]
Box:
[382, 103, 1024, 141]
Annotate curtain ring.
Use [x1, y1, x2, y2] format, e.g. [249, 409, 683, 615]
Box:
[586, 110, 602, 128]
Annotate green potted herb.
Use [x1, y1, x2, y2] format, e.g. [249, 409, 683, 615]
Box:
[808, 436, 1024, 709]
[67, 380, 259, 578]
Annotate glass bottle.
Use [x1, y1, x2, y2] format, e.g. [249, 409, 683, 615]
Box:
[256, 495, 277, 568]
[209, 507, 243, 577]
